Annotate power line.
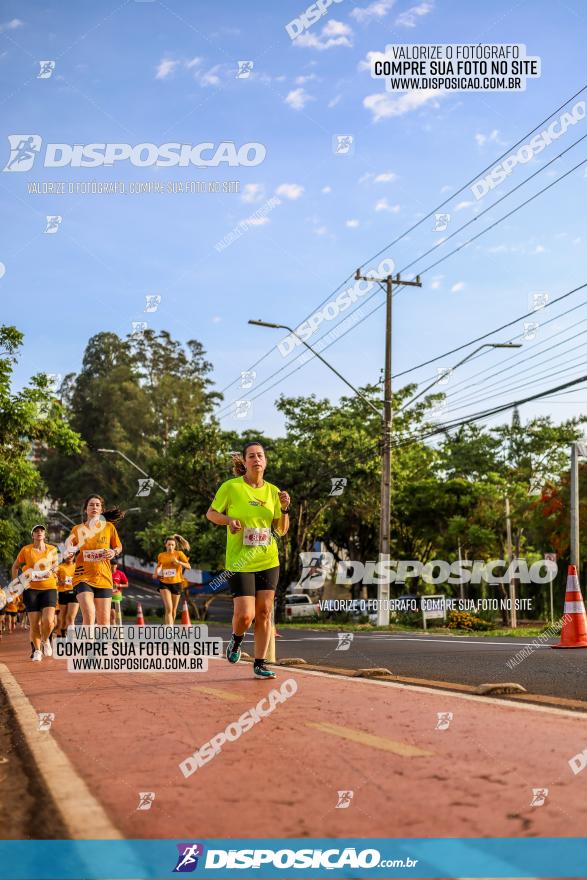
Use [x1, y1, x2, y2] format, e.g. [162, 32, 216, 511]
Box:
[416, 296, 587, 391]
[216, 82, 587, 398]
[391, 372, 587, 450]
[217, 154, 587, 419]
[442, 319, 587, 404]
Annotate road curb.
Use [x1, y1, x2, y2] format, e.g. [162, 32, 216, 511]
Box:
[0, 662, 122, 840]
[273, 660, 587, 713]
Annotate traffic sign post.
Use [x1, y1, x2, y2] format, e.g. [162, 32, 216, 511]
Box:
[421, 596, 447, 630]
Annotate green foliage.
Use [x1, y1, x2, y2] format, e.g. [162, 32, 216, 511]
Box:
[0, 326, 82, 563]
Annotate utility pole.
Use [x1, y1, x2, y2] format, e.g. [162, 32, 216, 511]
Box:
[570, 442, 580, 570]
[505, 495, 517, 629]
[354, 271, 422, 624]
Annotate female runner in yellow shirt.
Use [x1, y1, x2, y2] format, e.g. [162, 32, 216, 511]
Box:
[153, 535, 191, 624]
[206, 441, 290, 678]
[55, 551, 78, 636]
[11, 525, 59, 661]
[66, 495, 123, 628]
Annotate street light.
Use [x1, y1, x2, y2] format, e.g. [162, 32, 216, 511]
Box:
[248, 320, 381, 416]
[250, 314, 393, 625]
[401, 342, 523, 411]
[97, 448, 169, 495]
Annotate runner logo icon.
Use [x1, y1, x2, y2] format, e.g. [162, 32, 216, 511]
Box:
[4, 135, 42, 172]
[173, 843, 204, 872]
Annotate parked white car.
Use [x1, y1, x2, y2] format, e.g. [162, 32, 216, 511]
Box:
[284, 593, 321, 619]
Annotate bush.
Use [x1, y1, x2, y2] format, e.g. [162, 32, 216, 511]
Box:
[447, 610, 493, 631]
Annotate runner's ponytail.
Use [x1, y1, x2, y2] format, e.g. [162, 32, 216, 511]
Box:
[169, 534, 190, 552]
[231, 453, 247, 476]
[104, 507, 125, 523]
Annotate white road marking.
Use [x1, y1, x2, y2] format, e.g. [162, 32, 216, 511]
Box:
[286, 665, 586, 719]
[271, 635, 553, 649]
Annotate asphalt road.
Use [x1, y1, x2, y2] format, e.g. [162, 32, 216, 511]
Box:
[120, 582, 587, 702]
[204, 622, 586, 703]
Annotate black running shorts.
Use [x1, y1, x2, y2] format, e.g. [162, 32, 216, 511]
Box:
[74, 583, 113, 599]
[228, 566, 280, 598]
[158, 581, 182, 596]
[24, 589, 57, 612]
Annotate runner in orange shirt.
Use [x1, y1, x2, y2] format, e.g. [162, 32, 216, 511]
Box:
[11, 525, 59, 662]
[56, 551, 78, 637]
[66, 495, 123, 628]
[153, 535, 191, 624]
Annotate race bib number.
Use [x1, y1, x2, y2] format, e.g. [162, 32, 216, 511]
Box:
[243, 527, 271, 546]
[163, 568, 177, 579]
[83, 549, 109, 562]
[31, 569, 50, 581]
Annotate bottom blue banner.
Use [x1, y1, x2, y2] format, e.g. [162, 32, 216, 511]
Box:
[0, 837, 586, 879]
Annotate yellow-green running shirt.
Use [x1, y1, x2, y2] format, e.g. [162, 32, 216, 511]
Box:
[211, 476, 282, 573]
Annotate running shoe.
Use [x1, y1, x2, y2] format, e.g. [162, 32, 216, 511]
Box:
[253, 662, 276, 679]
[31, 650, 42, 662]
[41, 639, 53, 657]
[225, 635, 241, 664]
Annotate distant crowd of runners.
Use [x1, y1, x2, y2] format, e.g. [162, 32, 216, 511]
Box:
[2, 441, 291, 678]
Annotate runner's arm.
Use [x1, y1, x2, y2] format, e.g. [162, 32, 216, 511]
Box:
[206, 508, 232, 526]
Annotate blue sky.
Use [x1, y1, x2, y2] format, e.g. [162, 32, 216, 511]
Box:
[1, 0, 586, 437]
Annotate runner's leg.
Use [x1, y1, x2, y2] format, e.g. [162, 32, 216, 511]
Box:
[160, 588, 173, 625]
[94, 597, 111, 626]
[28, 611, 41, 651]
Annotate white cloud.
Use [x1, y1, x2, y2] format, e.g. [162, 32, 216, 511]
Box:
[294, 20, 353, 50]
[430, 276, 443, 289]
[0, 18, 23, 33]
[198, 64, 223, 86]
[475, 129, 500, 147]
[351, 0, 395, 23]
[573, 236, 582, 245]
[275, 183, 304, 200]
[374, 171, 397, 183]
[440, 184, 452, 193]
[285, 88, 314, 110]
[346, 219, 360, 228]
[155, 58, 179, 80]
[451, 282, 465, 293]
[395, 1, 434, 27]
[487, 244, 508, 253]
[328, 94, 342, 108]
[454, 200, 473, 211]
[295, 73, 317, 84]
[363, 88, 443, 122]
[211, 315, 222, 323]
[532, 244, 546, 254]
[358, 49, 388, 72]
[185, 57, 202, 69]
[314, 226, 329, 235]
[375, 198, 400, 213]
[241, 183, 265, 204]
[322, 186, 332, 194]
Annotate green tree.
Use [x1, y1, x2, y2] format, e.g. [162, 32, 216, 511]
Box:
[0, 325, 82, 563]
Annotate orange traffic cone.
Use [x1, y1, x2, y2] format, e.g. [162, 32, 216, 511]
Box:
[181, 600, 191, 626]
[552, 565, 587, 648]
[136, 603, 145, 626]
